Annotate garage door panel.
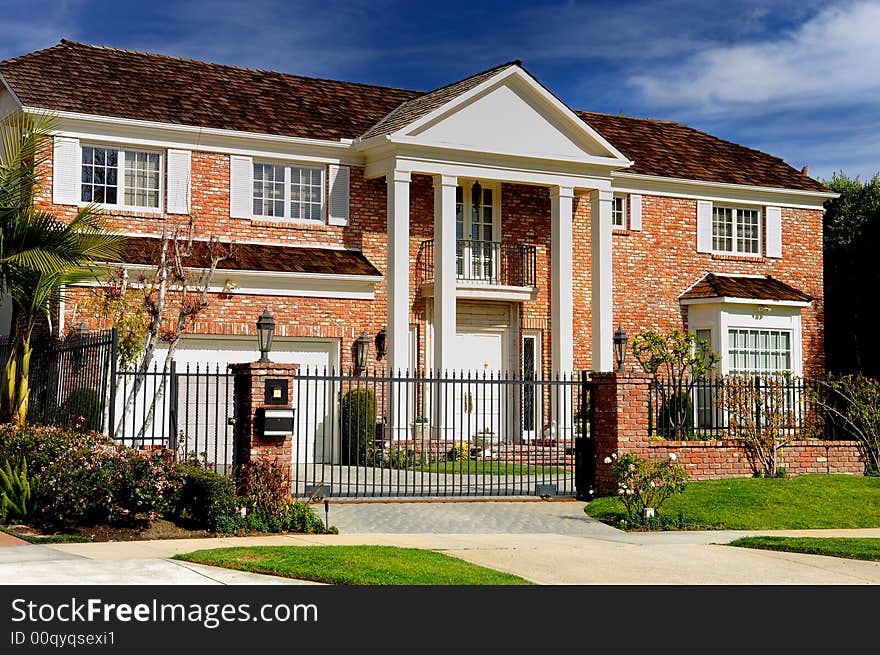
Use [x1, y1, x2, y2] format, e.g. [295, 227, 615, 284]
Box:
[112, 337, 338, 470]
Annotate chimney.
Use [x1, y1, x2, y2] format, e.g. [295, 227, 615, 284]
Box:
[801, 165, 809, 176]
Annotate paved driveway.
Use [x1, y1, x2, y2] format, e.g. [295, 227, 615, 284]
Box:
[2, 499, 879, 585]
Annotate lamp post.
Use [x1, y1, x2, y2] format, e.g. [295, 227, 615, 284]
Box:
[256, 309, 275, 363]
[354, 331, 372, 374]
[613, 325, 628, 373]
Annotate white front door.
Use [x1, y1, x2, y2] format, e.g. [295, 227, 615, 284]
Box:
[447, 332, 503, 441]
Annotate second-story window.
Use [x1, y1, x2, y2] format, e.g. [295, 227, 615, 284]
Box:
[611, 195, 627, 229]
[712, 206, 761, 255]
[81, 146, 161, 209]
[253, 162, 324, 221]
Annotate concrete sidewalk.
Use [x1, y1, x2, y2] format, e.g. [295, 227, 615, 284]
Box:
[2, 500, 880, 585]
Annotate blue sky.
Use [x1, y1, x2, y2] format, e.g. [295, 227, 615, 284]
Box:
[1, 0, 877, 182]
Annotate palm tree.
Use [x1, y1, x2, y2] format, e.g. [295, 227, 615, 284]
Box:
[0, 110, 124, 425]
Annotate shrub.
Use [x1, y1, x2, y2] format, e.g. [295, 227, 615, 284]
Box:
[0, 458, 39, 524]
[38, 442, 179, 529]
[340, 387, 377, 465]
[609, 452, 689, 527]
[447, 442, 471, 462]
[174, 462, 240, 532]
[60, 387, 104, 432]
[237, 459, 289, 517]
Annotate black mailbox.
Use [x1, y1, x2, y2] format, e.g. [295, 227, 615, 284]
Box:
[261, 407, 295, 436]
[264, 378, 288, 405]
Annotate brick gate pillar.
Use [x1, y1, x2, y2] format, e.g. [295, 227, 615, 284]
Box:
[590, 372, 652, 495]
[230, 362, 300, 480]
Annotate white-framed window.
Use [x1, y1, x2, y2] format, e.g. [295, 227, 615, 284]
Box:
[81, 145, 162, 209]
[712, 206, 761, 255]
[611, 195, 627, 229]
[727, 328, 792, 375]
[252, 162, 324, 222]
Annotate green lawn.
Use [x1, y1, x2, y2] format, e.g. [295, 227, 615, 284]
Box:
[728, 537, 880, 562]
[585, 474, 880, 530]
[174, 545, 533, 585]
[416, 461, 569, 476]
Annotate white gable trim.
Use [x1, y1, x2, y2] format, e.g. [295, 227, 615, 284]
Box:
[679, 296, 811, 308]
[356, 66, 632, 169]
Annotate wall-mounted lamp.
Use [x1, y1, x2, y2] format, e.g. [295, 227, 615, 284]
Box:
[256, 308, 275, 363]
[222, 279, 238, 293]
[757, 305, 771, 315]
[613, 325, 628, 373]
[354, 331, 372, 374]
[375, 327, 387, 361]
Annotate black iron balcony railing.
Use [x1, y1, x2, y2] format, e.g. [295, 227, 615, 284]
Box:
[418, 239, 537, 288]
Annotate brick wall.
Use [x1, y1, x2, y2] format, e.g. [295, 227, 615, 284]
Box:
[590, 371, 863, 495]
[36, 145, 825, 378]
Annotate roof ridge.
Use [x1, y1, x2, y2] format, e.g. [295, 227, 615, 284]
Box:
[37, 39, 423, 96]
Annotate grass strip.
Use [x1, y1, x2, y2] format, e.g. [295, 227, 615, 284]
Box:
[175, 545, 533, 585]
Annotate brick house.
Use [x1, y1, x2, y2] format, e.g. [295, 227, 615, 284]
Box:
[0, 39, 833, 387]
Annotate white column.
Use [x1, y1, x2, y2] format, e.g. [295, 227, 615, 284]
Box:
[433, 174, 457, 374]
[386, 170, 411, 375]
[551, 185, 575, 375]
[591, 188, 614, 371]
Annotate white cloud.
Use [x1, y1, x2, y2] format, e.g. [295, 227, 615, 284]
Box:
[629, 1, 880, 116]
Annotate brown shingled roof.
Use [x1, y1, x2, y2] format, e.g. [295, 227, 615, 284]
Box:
[0, 40, 830, 193]
[0, 40, 420, 141]
[578, 112, 828, 192]
[679, 274, 812, 303]
[117, 236, 381, 277]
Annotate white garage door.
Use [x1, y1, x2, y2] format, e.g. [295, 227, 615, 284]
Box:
[113, 336, 338, 470]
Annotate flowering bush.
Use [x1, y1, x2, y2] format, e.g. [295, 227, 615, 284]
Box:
[0, 425, 179, 529]
[39, 441, 179, 528]
[608, 452, 688, 526]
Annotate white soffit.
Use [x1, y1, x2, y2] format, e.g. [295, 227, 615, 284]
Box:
[394, 68, 631, 167]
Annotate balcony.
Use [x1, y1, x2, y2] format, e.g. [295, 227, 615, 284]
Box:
[418, 239, 538, 301]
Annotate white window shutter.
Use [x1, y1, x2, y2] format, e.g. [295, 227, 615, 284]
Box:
[166, 149, 191, 214]
[229, 155, 253, 219]
[327, 164, 350, 226]
[629, 194, 642, 231]
[52, 136, 80, 205]
[696, 200, 713, 253]
[765, 206, 782, 258]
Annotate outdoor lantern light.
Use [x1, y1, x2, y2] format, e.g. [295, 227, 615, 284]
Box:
[256, 308, 276, 363]
[355, 331, 372, 374]
[375, 327, 387, 361]
[613, 325, 628, 373]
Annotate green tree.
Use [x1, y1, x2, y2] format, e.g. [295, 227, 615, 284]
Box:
[631, 329, 718, 439]
[0, 110, 123, 425]
[822, 172, 880, 376]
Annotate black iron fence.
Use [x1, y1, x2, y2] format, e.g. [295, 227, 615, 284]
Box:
[0, 329, 115, 430]
[291, 368, 585, 498]
[648, 375, 833, 441]
[418, 239, 537, 288]
[112, 362, 236, 476]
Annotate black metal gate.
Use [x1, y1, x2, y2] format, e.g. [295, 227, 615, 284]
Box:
[113, 362, 236, 476]
[575, 372, 596, 500]
[290, 369, 585, 498]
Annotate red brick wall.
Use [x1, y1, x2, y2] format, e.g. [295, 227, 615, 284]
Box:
[36, 145, 825, 378]
[605, 196, 825, 378]
[590, 372, 864, 496]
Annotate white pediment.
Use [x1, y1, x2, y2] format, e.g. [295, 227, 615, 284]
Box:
[400, 70, 628, 165]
